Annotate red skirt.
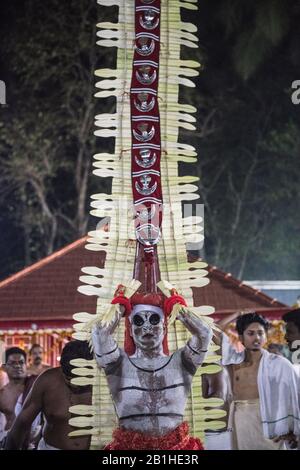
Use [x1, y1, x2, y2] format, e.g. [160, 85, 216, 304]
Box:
[104, 422, 204, 450]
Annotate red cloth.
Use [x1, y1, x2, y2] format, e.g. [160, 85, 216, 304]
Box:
[104, 422, 204, 450]
[131, 292, 164, 309]
[111, 295, 132, 316]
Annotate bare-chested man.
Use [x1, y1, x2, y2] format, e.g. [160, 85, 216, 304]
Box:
[5, 340, 93, 450]
[0, 348, 28, 435]
[216, 312, 300, 450]
[92, 300, 213, 450]
[27, 344, 50, 376]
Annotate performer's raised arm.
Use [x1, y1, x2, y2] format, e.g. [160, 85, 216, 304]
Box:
[214, 311, 252, 365]
[178, 307, 213, 368]
[92, 306, 124, 369]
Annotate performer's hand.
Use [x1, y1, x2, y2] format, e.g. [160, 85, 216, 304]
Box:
[93, 306, 123, 338]
[177, 308, 202, 335]
[92, 310, 122, 366]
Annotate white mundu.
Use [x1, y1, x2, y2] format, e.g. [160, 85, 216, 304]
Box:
[204, 430, 232, 450]
[222, 334, 300, 449]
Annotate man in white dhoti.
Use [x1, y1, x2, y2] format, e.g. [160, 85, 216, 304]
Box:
[283, 308, 300, 377]
[5, 341, 93, 450]
[217, 312, 300, 450]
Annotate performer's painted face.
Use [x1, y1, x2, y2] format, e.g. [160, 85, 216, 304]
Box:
[240, 322, 267, 351]
[131, 311, 165, 351]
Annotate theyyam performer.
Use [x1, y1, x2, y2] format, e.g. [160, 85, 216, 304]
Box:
[92, 290, 213, 450]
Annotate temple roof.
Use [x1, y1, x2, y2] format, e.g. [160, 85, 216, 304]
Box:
[0, 237, 288, 329]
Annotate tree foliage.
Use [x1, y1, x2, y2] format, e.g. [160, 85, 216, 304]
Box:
[190, 0, 300, 279]
[0, 0, 114, 275]
[0, 0, 299, 281]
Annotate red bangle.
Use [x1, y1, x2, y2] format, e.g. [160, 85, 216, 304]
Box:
[111, 296, 132, 316]
[164, 294, 187, 316]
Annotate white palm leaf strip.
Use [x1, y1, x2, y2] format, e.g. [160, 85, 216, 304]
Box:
[157, 0, 223, 439]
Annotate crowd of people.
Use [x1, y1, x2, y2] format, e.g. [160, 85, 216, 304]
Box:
[0, 307, 299, 451]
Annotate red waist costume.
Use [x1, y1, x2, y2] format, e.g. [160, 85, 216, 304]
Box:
[104, 422, 204, 450]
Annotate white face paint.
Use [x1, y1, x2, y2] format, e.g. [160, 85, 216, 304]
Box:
[131, 310, 165, 351]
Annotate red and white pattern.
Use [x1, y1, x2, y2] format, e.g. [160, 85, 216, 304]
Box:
[130, 0, 162, 258]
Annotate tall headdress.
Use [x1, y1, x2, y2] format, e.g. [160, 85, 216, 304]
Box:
[70, 0, 224, 449]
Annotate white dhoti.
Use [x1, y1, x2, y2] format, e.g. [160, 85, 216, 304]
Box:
[204, 430, 232, 450]
[231, 400, 285, 450]
[222, 334, 300, 442]
[37, 438, 60, 450]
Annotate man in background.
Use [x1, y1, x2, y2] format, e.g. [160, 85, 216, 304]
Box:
[215, 312, 300, 449]
[0, 347, 36, 448]
[283, 307, 300, 375]
[27, 344, 50, 376]
[5, 340, 93, 450]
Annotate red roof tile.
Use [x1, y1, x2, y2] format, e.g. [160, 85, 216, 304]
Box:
[0, 238, 288, 328]
[0, 237, 99, 323]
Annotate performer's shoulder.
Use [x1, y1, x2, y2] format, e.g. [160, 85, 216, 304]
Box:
[34, 366, 60, 383]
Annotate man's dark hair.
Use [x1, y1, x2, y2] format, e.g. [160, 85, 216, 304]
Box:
[29, 343, 43, 355]
[282, 308, 300, 332]
[5, 347, 27, 363]
[60, 340, 93, 377]
[236, 312, 269, 335]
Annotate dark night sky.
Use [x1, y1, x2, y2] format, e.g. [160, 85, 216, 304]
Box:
[0, 1, 300, 283]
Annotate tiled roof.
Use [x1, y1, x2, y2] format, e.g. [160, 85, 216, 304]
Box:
[196, 265, 287, 313]
[0, 238, 288, 328]
[0, 237, 99, 324]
